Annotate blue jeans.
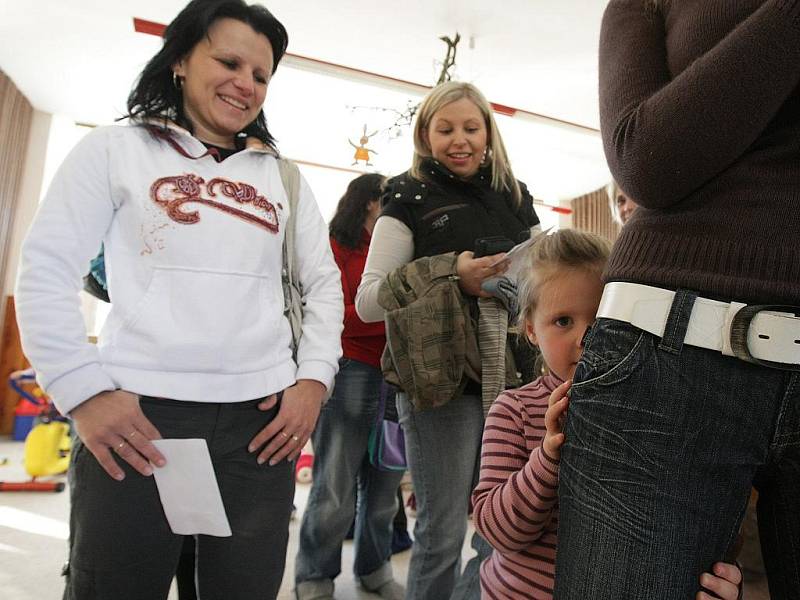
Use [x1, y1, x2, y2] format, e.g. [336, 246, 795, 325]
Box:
[295, 358, 404, 593]
[397, 391, 492, 600]
[554, 290, 800, 599]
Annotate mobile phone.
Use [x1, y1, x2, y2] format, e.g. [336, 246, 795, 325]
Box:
[473, 236, 515, 258]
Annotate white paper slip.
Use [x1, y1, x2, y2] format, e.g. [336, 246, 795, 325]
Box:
[151, 438, 232, 537]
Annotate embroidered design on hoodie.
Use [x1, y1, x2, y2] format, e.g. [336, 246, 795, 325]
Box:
[150, 174, 279, 232]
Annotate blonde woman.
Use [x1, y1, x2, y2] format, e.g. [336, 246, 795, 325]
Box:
[356, 81, 540, 600]
[607, 180, 638, 226]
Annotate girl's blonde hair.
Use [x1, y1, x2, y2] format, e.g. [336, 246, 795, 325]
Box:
[409, 81, 523, 207]
[517, 229, 612, 328]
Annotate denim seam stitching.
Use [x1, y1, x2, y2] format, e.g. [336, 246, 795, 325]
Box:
[405, 405, 436, 588]
[572, 331, 646, 389]
[768, 375, 797, 450]
[722, 495, 751, 574]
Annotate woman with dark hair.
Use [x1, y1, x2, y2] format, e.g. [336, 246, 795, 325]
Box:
[127, 0, 288, 147]
[554, 0, 800, 598]
[15, 1, 343, 598]
[294, 173, 407, 600]
[328, 174, 386, 248]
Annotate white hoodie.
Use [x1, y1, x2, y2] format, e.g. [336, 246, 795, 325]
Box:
[15, 123, 343, 415]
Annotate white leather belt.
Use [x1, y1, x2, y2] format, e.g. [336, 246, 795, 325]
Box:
[597, 282, 800, 367]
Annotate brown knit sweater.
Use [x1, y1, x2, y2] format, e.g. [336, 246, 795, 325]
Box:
[600, 0, 800, 304]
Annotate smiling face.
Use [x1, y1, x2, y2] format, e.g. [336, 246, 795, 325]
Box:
[173, 18, 274, 148]
[424, 97, 488, 179]
[526, 267, 604, 381]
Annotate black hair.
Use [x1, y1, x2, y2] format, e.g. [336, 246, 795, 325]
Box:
[125, 0, 288, 149]
[329, 173, 386, 249]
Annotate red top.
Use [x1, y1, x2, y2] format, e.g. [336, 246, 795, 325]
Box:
[330, 230, 386, 368]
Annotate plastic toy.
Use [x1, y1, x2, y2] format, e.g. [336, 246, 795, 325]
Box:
[295, 451, 313, 484]
[0, 369, 70, 493]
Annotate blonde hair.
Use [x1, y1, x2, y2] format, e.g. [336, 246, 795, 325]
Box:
[517, 229, 612, 328]
[410, 81, 523, 206]
[607, 180, 624, 225]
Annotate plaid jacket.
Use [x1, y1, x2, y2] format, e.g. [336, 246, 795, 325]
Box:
[378, 253, 520, 412]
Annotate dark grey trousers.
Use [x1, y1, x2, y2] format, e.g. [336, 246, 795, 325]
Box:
[63, 396, 294, 600]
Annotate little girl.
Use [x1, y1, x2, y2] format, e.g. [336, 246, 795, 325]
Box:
[471, 229, 742, 600]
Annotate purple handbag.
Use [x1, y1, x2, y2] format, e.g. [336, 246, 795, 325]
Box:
[368, 382, 407, 472]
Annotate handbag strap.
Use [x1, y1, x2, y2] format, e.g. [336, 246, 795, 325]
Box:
[376, 380, 389, 423]
[277, 158, 301, 293]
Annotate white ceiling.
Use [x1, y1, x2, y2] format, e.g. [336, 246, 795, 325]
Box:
[0, 0, 612, 202]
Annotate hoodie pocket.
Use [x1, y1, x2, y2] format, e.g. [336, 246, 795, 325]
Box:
[111, 266, 283, 373]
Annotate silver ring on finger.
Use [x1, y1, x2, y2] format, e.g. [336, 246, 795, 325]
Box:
[115, 441, 126, 452]
[291, 435, 300, 442]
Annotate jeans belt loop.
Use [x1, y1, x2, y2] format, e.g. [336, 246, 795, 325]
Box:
[658, 290, 697, 355]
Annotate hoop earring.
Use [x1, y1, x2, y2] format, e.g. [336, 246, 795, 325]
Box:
[172, 72, 183, 91]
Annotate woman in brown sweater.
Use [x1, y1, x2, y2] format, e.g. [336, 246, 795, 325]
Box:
[554, 1, 800, 598]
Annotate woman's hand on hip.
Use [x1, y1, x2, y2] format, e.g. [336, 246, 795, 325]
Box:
[249, 379, 326, 466]
[456, 251, 509, 297]
[70, 390, 165, 481]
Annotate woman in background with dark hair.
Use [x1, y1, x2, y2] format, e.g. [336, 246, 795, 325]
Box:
[15, 1, 343, 598]
[295, 173, 406, 600]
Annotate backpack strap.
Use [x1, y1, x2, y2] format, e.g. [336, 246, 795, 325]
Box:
[278, 158, 301, 280]
[277, 158, 303, 354]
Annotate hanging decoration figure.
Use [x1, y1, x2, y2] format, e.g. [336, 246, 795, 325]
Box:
[349, 125, 378, 166]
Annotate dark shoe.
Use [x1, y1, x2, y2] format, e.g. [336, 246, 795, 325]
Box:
[391, 528, 413, 554]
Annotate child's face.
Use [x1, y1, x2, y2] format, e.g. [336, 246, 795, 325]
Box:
[526, 268, 604, 381]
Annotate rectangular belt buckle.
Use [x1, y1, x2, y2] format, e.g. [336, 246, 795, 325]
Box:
[730, 304, 800, 371]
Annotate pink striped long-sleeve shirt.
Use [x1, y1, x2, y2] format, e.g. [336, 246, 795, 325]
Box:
[472, 374, 562, 599]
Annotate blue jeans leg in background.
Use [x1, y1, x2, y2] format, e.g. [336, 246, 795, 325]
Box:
[295, 359, 403, 598]
[554, 290, 800, 599]
[397, 392, 491, 600]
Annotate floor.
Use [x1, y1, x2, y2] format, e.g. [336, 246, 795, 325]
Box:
[0, 435, 772, 599]
[0, 436, 441, 600]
